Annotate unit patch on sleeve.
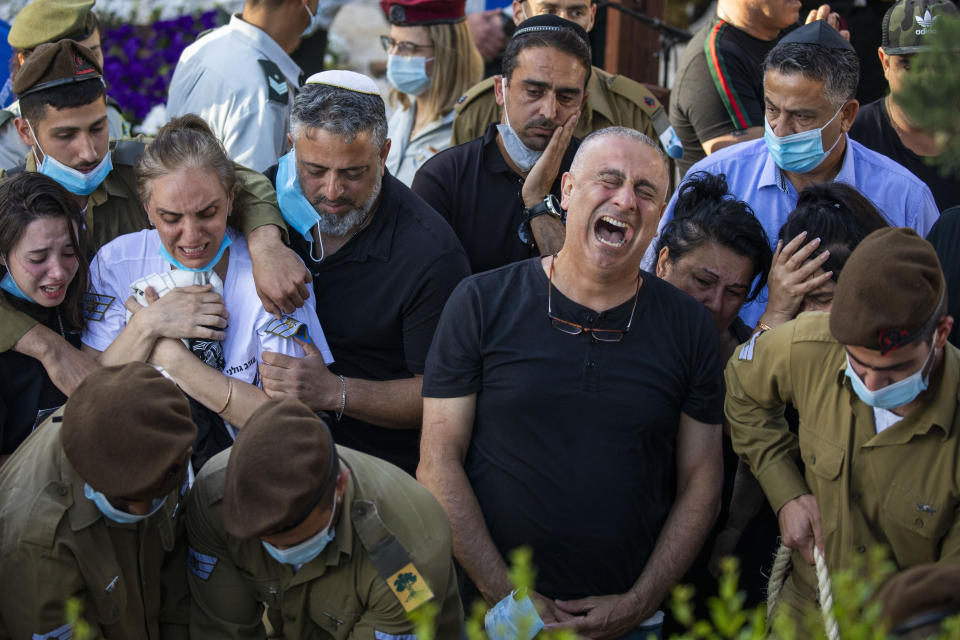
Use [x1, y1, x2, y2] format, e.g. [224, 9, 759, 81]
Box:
[188, 546, 219, 581]
[386, 563, 434, 613]
[32, 622, 72, 640]
[263, 315, 312, 343]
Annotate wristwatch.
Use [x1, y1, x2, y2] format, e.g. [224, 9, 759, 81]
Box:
[518, 195, 564, 248]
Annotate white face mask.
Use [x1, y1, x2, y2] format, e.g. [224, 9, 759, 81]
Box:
[495, 78, 544, 172]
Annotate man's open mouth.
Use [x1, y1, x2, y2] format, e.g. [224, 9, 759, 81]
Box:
[594, 215, 633, 248]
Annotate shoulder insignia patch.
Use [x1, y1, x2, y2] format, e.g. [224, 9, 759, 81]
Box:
[188, 546, 218, 581]
[387, 563, 435, 613]
[738, 330, 763, 361]
[263, 315, 311, 343]
[32, 622, 72, 640]
[644, 96, 656, 108]
[259, 59, 290, 104]
[456, 93, 467, 105]
[82, 293, 115, 321]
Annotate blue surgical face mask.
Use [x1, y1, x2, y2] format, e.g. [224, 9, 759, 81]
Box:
[276, 149, 321, 241]
[386, 54, 433, 97]
[496, 78, 544, 173]
[27, 120, 113, 196]
[302, 0, 324, 37]
[844, 343, 936, 410]
[1, 270, 33, 303]
[158, 233, 232, 272]
[83, 483, 167, 524]
[262, 495, 338, 566]
[763, 103, 846, 174]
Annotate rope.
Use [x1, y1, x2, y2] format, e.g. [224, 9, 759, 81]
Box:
[765, 544, 840, 640]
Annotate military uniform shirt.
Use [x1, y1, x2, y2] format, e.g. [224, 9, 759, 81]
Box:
[0, 142, 288, 352]
[0, 415, 189, 639]
[727, 312, 960, 614]
[185, 445, 463, 639]
[450, 67, 665, 146]
[167, 14, 301, 172]
[385, 105, 455, 187]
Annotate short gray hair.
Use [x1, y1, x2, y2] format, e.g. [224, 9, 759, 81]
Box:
[571, 126, 667, 175]
[290, 84, 388, 149]
[763, 43, 860, 109]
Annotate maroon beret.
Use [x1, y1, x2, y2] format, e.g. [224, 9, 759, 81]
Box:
[61, 363, 196, 500]
[381, 0, 466, 25]
[223, 398, 338, 539]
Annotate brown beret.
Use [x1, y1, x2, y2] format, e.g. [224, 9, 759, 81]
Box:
[12, 39, 103, 98]
[877, 563, 960, 635]
[223, 398, 338, 539]
[830, 227, 945, 354]
[62, 362, 196, 500]
[9, 0, 97, 50]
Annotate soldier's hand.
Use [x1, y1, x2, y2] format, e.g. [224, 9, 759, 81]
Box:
[260, 338, 337, 411]
[805, 4, 851, 41]
[521, 111, 580, 208]
[247, 225, 311, 316]
[778, 493, 824, 565]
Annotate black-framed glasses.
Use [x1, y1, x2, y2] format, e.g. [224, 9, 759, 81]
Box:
[379, 35, 435, 56]
[548, 255, 640, 343]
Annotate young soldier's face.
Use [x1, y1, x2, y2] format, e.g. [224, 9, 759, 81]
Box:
[15, 97, 110, 172]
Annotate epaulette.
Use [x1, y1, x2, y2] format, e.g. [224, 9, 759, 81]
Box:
[110, 138, 148, 166]
[259, 59, 290, 104]
[352, 500, 435, 613]
[607, 74, 672, 137]
[454, 76, 496, 114]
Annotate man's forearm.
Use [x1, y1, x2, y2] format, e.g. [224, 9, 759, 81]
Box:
[338, 376, 424, 429]
[530, 217, 565, 256]
[417, 455, 512, 604]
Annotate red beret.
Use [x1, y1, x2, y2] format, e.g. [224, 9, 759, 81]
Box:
[381, 0, 466, 25]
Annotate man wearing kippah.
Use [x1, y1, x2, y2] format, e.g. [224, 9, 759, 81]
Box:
[849, 0, 960, 211]
[0, 40, 312, 403]
[728, 227, 960, 618]
[0, 0, 130, 171]
[643, 20, 940, 329]
[184, 397, 462, 637]
[0, 362, 196, 638]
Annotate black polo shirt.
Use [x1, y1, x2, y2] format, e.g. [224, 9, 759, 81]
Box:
[266, 168, 471, 475]
[411, 122, 580, 274]
[423, 259, 724, 599]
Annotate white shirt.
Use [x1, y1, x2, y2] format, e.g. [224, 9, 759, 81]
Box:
[166, 15, 301, 172]
[82, 228, 333, 399]
[386, 105, 455, 187]
[873, 407, 903, 434]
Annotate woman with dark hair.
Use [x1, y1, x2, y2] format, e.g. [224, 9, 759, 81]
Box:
[0, 172, 90, 464]
[655, 171, 773, 355]
[756, 181, 890, 331]
[653, 171, 775, 609]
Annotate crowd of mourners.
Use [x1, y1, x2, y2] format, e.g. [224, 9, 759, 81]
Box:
[0, 0, 959, 636]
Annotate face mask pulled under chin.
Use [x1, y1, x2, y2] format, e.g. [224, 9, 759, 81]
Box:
[496, 79, 544, 173]
[261, 494, 338, 566]
[27, 120, 112, 196]
[844, 343, 936, 410]
[83, 483, 167, 524]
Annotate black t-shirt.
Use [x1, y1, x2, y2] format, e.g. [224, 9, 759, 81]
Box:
[850, 99, 960, 211]
[423, 259, 724, 599]
[411, 122, 579, 274]
[670, 18, 783, 177]
[927, 206, 960, 349]
[0, 294, 79, 456]
[267, 169, 471, 475]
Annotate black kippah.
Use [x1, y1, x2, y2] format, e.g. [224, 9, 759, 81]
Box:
[779, 20, 855, 51]
[513, 14, 589, 45]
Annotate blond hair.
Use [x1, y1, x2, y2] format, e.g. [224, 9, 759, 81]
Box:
[391, 20, 483, 125]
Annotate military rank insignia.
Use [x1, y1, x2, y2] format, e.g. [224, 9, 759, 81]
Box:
[259, 59, 290, 104]
[188, 546, 218, 581]
[263, 316, 312, 343]
[387, 563, 434, 612]
[82, 292, 114, 321]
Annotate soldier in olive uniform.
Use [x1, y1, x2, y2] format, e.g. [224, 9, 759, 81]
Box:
[0, 40, 310, 398]
[0, 0, 131, 171]
[186, 398, 463, 638]
[728, 228, 960, 619]
[0, 362, 196, 639]
[450, 0, 671, 147]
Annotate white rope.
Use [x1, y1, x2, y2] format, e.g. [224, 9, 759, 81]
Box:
[765, 544, 840, 640]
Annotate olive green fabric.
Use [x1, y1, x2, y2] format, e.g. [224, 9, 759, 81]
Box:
[451, 67, 664, 147]
[8, 0, 96, 49]
[727, 312, 960, 616]
[0, 137, 288, 352]
[0, 414, 190, 638]
[186, 446, 463, 639]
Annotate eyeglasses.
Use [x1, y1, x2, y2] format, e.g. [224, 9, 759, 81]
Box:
[379, 35, 434, 56]
[547, 255, 640, 343]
